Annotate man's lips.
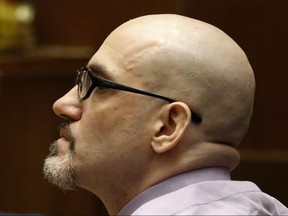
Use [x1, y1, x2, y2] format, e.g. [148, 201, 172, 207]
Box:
[60, 130, 69, 140]
[59, 123, 73, 141]
[57, 122, 75, 152]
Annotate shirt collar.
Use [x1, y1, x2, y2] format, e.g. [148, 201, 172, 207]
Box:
[118, 167, 231, 215]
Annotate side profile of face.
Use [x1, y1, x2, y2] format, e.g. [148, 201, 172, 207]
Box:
[44, 16, 181, 194]
[43, 14, 255, 212]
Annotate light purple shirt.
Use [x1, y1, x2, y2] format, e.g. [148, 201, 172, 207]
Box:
[118, 167, 288, 215]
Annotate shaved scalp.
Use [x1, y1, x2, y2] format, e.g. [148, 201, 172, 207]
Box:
[104, 14, 255, 147]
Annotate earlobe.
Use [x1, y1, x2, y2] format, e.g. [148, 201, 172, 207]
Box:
[151, 102, 191, 154]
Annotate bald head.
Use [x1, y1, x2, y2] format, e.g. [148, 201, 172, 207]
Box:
[97, 14, 255, 147]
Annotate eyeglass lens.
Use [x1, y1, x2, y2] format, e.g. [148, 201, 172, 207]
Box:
[77, 69, 93, 99]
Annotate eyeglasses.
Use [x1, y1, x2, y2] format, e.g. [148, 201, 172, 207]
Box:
[76, 67, 202, 123]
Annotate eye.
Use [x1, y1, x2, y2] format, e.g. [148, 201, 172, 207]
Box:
[97, 86, 108, 91]
[94, 81, 109, 91]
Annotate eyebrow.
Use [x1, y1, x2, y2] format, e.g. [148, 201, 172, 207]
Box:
[86, 63, 111, 79]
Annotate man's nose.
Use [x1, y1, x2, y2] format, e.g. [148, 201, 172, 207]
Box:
[53, 86, 82, 121]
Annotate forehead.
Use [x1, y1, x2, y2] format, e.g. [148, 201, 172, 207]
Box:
[87, 29, 163, 83]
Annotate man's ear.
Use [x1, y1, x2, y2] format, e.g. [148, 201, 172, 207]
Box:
[151, 102, 191, 153]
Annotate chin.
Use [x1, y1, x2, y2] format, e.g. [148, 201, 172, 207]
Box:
[43, 151, 77, 191]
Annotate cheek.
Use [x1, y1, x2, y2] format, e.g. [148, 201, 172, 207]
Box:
[80, 94, 150, 141]
[74, 99, 149, 158]
[71, 104, 152, 185]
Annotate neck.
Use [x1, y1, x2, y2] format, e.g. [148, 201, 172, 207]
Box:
[83, 142, 239, 215]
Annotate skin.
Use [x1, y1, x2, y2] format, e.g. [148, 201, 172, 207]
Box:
[51, 14, 255, 215]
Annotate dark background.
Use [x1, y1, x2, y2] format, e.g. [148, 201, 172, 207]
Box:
[0, 0, 287, 215]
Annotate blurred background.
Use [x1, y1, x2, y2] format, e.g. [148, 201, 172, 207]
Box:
[0, 0, 287, 215]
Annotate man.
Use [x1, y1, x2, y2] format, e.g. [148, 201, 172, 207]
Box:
[43, 14, 288, 215]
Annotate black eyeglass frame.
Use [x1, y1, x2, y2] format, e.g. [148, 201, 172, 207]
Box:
[76, 67, 202, 123]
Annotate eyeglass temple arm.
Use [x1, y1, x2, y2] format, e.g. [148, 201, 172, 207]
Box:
[100, 80, 202, 124]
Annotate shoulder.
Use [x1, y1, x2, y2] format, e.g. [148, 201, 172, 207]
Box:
[132, 180, 288, 215]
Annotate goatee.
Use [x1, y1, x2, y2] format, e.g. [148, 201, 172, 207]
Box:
[43, 123, 77, 190]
